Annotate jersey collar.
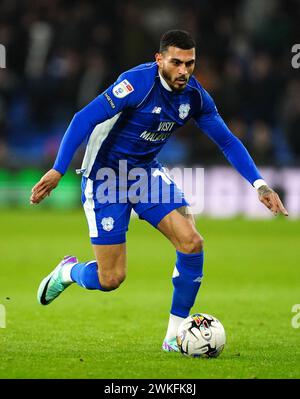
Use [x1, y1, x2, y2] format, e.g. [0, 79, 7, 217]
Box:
[158, 71, 173, 92]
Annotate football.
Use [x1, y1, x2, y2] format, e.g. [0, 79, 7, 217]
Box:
[176, 313, 226, 358]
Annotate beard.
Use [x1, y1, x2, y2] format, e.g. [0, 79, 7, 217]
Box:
[161, 69, 188, 92]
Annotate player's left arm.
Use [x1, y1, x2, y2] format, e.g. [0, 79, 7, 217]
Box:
[194, 87, 288, 216]
[256, 184, 288, 216]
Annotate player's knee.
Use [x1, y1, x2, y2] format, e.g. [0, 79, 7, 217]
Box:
[189, 233, 204, 253]
[179, 233, 204, 254]
[100, 272, 126, 291]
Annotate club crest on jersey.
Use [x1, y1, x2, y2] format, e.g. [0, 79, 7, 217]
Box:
[113, 79, 134, 98]
[101, 217, 114, 232]
[178, 103, 190, 119]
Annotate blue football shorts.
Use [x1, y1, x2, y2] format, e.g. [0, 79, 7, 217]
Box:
[81, 165, 189, 245]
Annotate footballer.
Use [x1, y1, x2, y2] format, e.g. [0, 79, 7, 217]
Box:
[30, 30, 288, 352]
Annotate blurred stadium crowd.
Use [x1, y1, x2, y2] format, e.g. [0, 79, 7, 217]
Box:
[0, 0, 299, 171]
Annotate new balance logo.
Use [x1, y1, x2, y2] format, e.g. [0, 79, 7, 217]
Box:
[193, 276, 202, 283]
[152, 106, 161, 114]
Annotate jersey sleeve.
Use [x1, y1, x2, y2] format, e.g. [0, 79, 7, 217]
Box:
[193, 84, 263, 186]
[53, 71, 147, 175]
[97, 70, 147, 117]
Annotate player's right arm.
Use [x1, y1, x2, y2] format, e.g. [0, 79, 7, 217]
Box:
[31, 95, 111, 204]
[30, 72, 143, 204]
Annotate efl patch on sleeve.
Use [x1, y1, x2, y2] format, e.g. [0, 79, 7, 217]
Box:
[112, 79, 134, 98]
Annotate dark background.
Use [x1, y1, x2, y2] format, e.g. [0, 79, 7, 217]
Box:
[0, 0, 299, 171]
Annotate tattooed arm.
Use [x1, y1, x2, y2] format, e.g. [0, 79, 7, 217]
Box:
[257, 185, 288, 216]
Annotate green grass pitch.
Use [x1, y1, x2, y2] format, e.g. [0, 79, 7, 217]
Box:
[0, 209, 299, 379]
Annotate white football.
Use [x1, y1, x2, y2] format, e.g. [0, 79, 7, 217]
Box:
[176, 313, 226, 358]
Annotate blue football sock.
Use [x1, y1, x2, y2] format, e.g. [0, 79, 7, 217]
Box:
[171, 250, 204, 318]
[70, 261, 107, 291]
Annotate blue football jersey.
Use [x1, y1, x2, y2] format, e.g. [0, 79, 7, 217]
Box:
[81, 62, 207, 178]
[53, 62, 262, 185]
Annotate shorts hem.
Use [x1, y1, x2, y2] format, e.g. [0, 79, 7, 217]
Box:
[91, 234, 126, 245]
[139, 199, 189, 228]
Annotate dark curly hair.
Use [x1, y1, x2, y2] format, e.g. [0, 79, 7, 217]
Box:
[159, 30, 196, 53]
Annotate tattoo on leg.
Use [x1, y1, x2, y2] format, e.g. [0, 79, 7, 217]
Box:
[176, 206, 187, 217]
[176, 206, 194, 220]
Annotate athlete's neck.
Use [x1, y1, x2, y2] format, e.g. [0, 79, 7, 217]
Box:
[158, 71, 172, 92]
